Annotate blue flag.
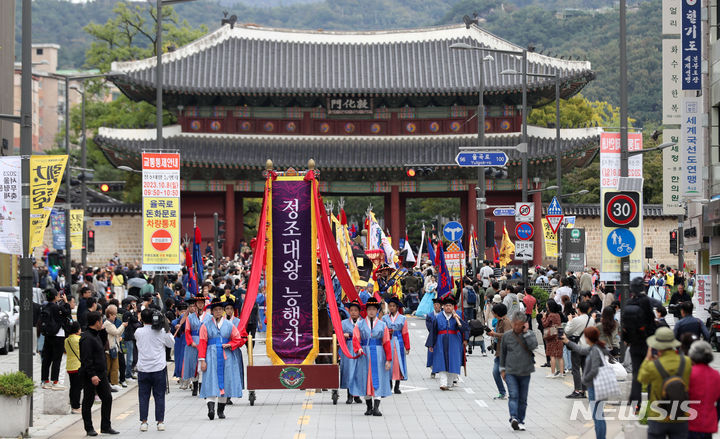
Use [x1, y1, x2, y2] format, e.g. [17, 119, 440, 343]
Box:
[435, 242, 452, 298]
[427, 238, 436, 266]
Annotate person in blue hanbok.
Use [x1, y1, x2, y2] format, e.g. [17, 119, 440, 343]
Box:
[425, 298, 442, 378]
[352, 297, 392, 416]
[429, 294, 468, 390]
[256, 287, 266, 332]
[341, 300, 366, 404]
[198, 298, 246, 420]
[171, 302, 188, 381]
[382, 296, 410, 394]
[223, 299, 244, 406]
[183, 295, 209, 396]
[415, 279, 437, 318]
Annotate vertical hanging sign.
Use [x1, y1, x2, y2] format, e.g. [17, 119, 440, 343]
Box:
[70, 209, 84, 250]
[681, 96, 704, 197]
[0, 157, 22, 255]
[681, 0, 701, 90]
[662, 129, 684, 214]
[266, 176, 318, 365]
[142, 152, 181, 272]
[50, 208, 66, 250]
[29, 155, 68, 253]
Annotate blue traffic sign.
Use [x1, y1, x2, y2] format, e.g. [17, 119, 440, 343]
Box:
[455, 152, 509, 167]
[443, 221, 464, 242]
[94, 220, 112, 227]
[493, 208, 516, 217]
[548, 196, 563, 216]
[515, 222, 534, 241]
[606, 228, 635, 258]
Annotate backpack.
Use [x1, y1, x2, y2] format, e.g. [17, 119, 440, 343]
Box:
[465, 287, 477, 306]
[653, 355, 689, 421]
[38, 304, 59, 337]
[621, 302, 649, 345]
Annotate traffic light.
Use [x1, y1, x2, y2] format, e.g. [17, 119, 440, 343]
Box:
[406, 167, 435, 177]
[485, 220, 495, 247]
[87, 229, 95, 253]
[213, 212, 226, 255]
[406, 168, 416, 178]
[669, 230, 678, 254]
[484, 167, 508, 179]
[93, 182, 124, 192]
[100, 183, 110, 192]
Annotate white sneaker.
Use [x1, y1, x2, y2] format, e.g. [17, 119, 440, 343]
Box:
[52, 382, 66, 390]
[157, 423, 165, 431]
[545, 374, 556, 378]
[110, 385, 120, 392]
[41, 382, 52, 389]
[140, 422, 148, 432]
[518, 423, 526, 431]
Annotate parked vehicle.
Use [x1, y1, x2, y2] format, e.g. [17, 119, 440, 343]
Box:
[706, 301, 720, 352]
[0, 293, 18, 355]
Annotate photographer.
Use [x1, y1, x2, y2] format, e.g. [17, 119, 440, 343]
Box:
[134, 308, 174, 432]
[40, 288, 71, 389]
[121, 297, 140, 380]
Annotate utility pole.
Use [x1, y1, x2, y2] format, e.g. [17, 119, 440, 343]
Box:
[80, 90, 87, 267]
[64, 78, 72, 276]
[619, 0, 631, 306]
[520, 49, 529, 287]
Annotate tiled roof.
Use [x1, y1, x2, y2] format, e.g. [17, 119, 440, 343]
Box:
[95, 125, 602, 170]
[542, 204, 670, 217]
[109, 24, 593, 98]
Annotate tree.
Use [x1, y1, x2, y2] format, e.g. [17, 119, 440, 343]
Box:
[528, 94, 633, 128]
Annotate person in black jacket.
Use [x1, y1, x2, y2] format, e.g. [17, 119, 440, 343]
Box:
[76, 287, 93, 330]
[79, 311, 118, 436]
[121, 298, 140, 380]
[40, 288, 70, 389]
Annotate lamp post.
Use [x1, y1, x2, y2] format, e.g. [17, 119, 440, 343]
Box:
[70, 85, 87, 267]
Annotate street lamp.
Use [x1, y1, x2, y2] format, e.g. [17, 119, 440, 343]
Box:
[118, 165, 142, 174]
[450, 42, 528, 283]
[69, 84, 88, 267]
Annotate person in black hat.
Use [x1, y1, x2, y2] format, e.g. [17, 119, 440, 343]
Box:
[429, 294, 467, 390]
[382, 295, 410, 394]
[170, 301, 188, 382]
[223, 298, 246, 406]
[182, 295, 210, 395]
[425, 298, 443, 378]
[198, 298, 246, 420]
[341, 300, 365, 404]
[352, 297, 392, 416]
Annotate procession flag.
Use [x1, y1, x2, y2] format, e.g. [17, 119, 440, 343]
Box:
[435, 241, 453, 298]
[366, 210, 395, 265]
[498, 224, 515, 267]
[414, 228, 425, 268]
[427, 237, 436, 266]
[402, 233, 415, 264]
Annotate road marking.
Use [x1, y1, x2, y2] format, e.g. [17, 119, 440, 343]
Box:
[302, 402, 313, 409]
[410, 322, 417, 327]
[457, 375, 465, 383]
[293, 434, 306, 439]
[115, 409, 134, 420]
[297, 415, 310, 425]
[474, 399, 488, 408]
[305, 390, 315, 396]
[399, 384, 428, 393]
[464, 388, 475, 394]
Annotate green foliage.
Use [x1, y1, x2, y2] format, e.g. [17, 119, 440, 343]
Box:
[0, 371, 34, 398]
[528, 95, 632, 128]
[531, 286, 549, 311]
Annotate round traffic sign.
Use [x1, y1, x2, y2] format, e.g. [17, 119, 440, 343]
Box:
[515, 222, 534, 241]
[606, 228, 635, 258]
[519, 204, 531, 216]
[151, 229, 173, 252]
[606, 193, 638, 226]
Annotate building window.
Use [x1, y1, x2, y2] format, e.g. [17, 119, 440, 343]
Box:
[211, 107, 226, 118]
[450, 105, 468, 118]
[233, 106, 250, 118]
[286, 107, 303, 119]
[398, 107, 416, 119]
[373, 107, 391, 119]
[311, 107, 327, 119]
[36, 48, 43, 55]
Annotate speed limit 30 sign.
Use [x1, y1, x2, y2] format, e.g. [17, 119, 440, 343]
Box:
[603, 191, 640, 228]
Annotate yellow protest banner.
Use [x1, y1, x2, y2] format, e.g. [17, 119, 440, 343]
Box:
[541, 218, 558, 258]
[70, 209, 84, 250]
[29, 155, 68, 252]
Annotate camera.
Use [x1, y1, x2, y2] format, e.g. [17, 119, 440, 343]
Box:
[151, 309, 166, 330]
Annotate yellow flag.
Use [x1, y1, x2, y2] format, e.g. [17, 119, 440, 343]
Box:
[498, 224, 515, 267]
[70, 209, 84, 250]
[29, 155, 68, 252]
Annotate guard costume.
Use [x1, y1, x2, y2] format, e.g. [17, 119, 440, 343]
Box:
[382, 296, 410, 394]
[425, 298, 442, 371]
[340, 300, 366, 404]
[171, 302, 188, 380]
[183, 295, 210, 395]
[352, 297, 391, 416]
[429, 294, 467, 390]
[198, 299, 247, 420]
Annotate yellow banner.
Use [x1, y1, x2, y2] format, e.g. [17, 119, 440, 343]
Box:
[29, 155, 68, 252]
[541, 218, 558, 258]
[70, 209, 84, 250]
[142, 198, 181, 270]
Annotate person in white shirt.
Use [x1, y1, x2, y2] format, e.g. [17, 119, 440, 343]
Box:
[134, 308, 175, 432]
[554, 278, 573, 306]
[479, 261, 494, 289]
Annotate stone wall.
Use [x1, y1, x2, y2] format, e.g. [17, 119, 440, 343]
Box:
[548, 216, 694, 271]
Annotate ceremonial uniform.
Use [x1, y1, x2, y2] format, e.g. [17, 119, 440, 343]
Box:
[182, 300, 209, 395]
[171, 314, 186, 379]
[352, 316, 392, 399]
[429, 308, 467, 389]
[341, 317, 365, 395]
[382, 308, 410, 382]
[425, 308, 441, 368]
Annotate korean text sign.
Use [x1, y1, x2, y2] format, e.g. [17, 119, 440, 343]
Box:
[681, 0, 701, 90]
[142, 153, 181, 272]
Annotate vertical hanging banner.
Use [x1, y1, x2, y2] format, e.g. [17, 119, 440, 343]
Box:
[662, 39, 682, 125]
[70, 209, 84, 250]
[662, 129, 684, 214]
[266, 176, 318, 365]
[0, 157, 22, 255]
[599, 132, 643, 281]
[142, 152, 181, 272]
[681, 96, 704, 197]
[50, 208, 66, 250]
[681, 0, 701, 90]
[29, 155, 68, 253]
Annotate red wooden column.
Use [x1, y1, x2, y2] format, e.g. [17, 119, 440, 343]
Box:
[398, 194, 406, 242]
[225, 183, 236, 257]
[460, 193, 468, 247]
[236, 197, 244, 242]
[533, 189, 543, 266]
[390, 185, 400, 250]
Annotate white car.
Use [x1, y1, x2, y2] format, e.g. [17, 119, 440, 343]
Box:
[0, 292, 19, 355]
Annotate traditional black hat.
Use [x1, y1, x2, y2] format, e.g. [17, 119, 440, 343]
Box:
[385, 295, 403, 308]
[440, 293, 457, 305]
[177, 301, 189, 310]
[365, 297, 382, 310]
[345, 300, 362, 311]
[209, 297, 225, 310]
[431, 297, 442, 304]
[224, 298, 236, 308]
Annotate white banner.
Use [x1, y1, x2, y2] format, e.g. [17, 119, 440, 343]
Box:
[681, 96, 704, 197]
[662, 0, 681, 35]
[599, 132, 643, 188]
[662, 129, 684, 214]
[662, 39, 682, 125]
[0, 157, 22, 255]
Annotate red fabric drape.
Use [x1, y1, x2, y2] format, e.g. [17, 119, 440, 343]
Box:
[313, 181, 363, 359]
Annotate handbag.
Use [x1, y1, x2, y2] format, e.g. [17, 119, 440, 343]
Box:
[608, 358, 628, 381]
[543, 326, 557, 340]
[592, 350, 621, 401]
[568, 315, 590, 343]
[109, 347, 118, 359]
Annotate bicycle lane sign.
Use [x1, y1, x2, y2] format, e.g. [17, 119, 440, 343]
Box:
[606, 228, 635, 258]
